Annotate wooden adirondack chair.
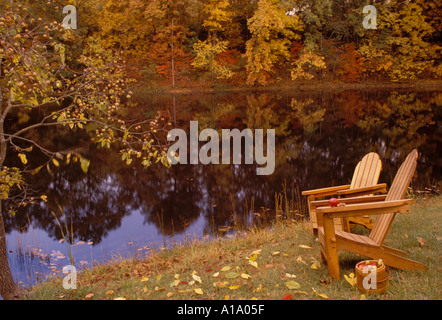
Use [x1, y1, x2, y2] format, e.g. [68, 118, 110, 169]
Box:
[316, 149, 427, 279]
[302, 152, 387, 234]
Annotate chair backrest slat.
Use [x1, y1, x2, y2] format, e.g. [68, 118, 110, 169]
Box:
[369, 149, 418, 245]
[350, 152, 382, 190]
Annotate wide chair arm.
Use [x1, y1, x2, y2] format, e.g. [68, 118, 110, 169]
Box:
[316, 199, 414, 219]
[336, 183, 387, 197]
[302, 184, 351, 198]
[310, 194, 387, 209]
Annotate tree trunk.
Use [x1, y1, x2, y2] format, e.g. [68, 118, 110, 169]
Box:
[0, 203, 23, 299]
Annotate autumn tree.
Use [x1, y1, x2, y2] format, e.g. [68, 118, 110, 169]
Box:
[0, 1, 169, 299]
[245, 0, 303, 86]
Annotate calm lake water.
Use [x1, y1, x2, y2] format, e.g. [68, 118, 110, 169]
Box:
[4, 88, 441, 289]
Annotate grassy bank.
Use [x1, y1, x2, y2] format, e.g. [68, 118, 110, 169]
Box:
[25, 196, 441, 300]
[135, 79, 442, 95]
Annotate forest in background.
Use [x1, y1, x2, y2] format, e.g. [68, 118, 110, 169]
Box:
[2, 0, 441, 90]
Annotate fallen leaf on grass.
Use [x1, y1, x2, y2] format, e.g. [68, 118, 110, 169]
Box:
[220, 266, 231, 272]
[417, 236, 426, 246]
[194, 288, 204, 295]
[212, 272, 220, 277]
[251, 249, 262, 255]
[312, 287, 329, 299]
[360, 294, 366, 300]
[281, 294, 292, 300]
[114, 297, 126, 300]
[229, 285, 240, 290]
[344, 273, 357, 287]
[105, 290, 114, 295]
[140, 276, 149, 282]
[253, 284, 264, 292]
[213, 281, 229, 288]
[166, 292, 174, 298]
[248, 260, 258, 268]
[84, 293, 94, 300]
[284, 273, 297, 279]
[285, 281, 301, 290]
[298, 245, 312, 249]
[156, 274, 162, 282]
[271, 251, 280, 256]
[192, 274, 202, 283]
[241, 273, 251, 279]
[225, 272, 240, 279]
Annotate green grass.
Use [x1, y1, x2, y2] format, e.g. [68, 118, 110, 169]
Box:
[24, 196, 441, 300]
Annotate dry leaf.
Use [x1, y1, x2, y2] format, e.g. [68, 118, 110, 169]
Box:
[220, 266, 231, 272]
[194, 288, 204, 295]
[417, 236, 426, 246]
[272, 251, 280, 256]
[114, 297, 126, 300]
[229, 285, 240, 290]
[312, 287, 329, 299]
[298, 245, 312, 249]
[212, 272, 220, 277]
[225, 272, 239, 279]
[248, 260, 258, 268]
[282, 294, 292, 300]
[105, 290, 114, 295]
[192, 274, 202, 283]
[140, 276, 149, 282]
[166, 292, 174, 298]
[241, 273, 251, 279]
[344, 273, 357, 287]
[84, 293, 94, 300]
[284, 273, 297, 279]
[285, 281, 301, 290]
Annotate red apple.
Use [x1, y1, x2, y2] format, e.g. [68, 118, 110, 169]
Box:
[329, 198, 339, 207]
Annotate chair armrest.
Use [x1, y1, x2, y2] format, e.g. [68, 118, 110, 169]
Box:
[302, 185, 351, 198]
[316, 199, 414, 219]
[336, 183, 388, 197]
[310, 194, 387, 208]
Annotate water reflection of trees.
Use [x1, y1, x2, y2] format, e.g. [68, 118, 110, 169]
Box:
[3, 90, 440, 245]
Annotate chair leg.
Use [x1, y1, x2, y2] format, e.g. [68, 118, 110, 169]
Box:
[322, 214, 340, 279]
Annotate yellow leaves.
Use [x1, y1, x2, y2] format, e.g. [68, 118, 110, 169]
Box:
[213, 281, 229, 288]
[192, 274, 202, 284]
[52, 158, 60, 167]
[344, 273, 357, 288]
[156, 274, 162, 282]
[212, 272, 220, 277]
[285, 280, 301, 290]
[240, 273, 251, 280]
[248, 260, 258, 268]
[80, 157, 90, 174]
[18, 153, 27, 165]
[194, 288, 204, 295]
[312, 287, 329, 299]
[228, 285, 240, 290]
[140, 276, 149, 282]
[225, 272, 239, 279]
[40, 195, 48, 202]
[298, 245, 312, 249]
[220, 266, 231, 272]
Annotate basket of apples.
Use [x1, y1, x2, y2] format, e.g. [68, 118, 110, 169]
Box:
[355, 259, 389, 294]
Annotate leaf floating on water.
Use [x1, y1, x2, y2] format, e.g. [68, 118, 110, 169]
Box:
[285, 281, 301, 290]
